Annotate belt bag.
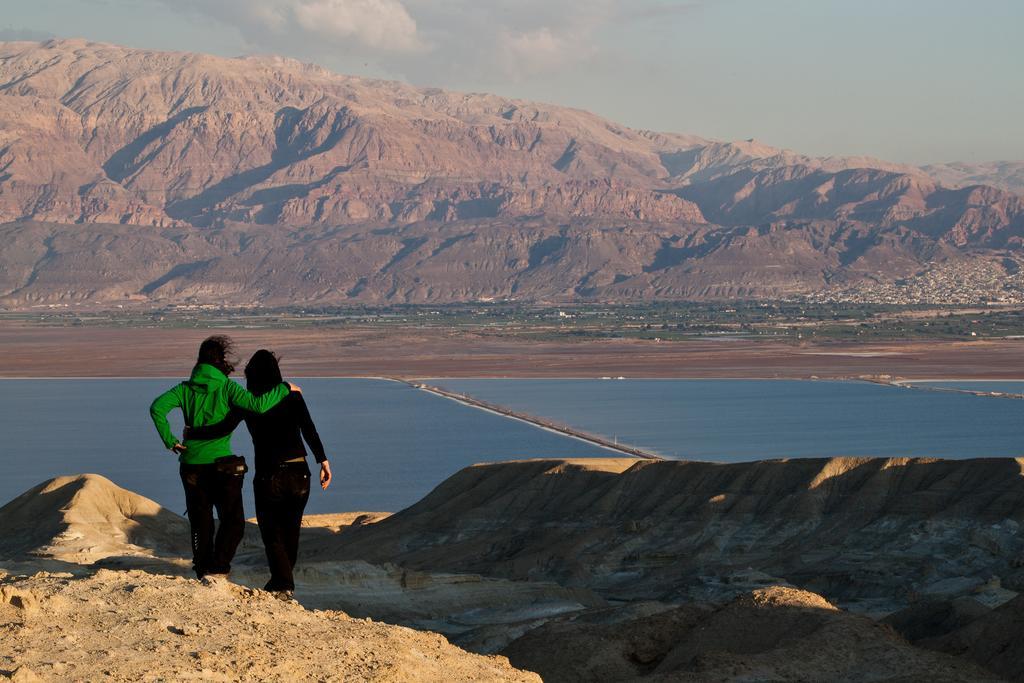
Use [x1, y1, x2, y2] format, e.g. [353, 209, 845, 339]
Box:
[214, 455, 249, 476]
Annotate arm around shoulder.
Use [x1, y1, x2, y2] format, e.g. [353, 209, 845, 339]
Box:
[226, 380, 291, 414]
[185, 408, 246, 440]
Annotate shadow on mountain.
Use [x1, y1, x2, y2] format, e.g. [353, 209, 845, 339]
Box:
[102, 106, 209, 183]
[166, 106, 356, 225]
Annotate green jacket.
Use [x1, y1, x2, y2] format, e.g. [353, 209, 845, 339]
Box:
[150, 363, 290, 465]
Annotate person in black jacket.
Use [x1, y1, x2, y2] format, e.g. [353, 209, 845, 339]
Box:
[186, 349, 331, 597]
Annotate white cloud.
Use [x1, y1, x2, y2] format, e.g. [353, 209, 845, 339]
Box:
[163, 0, 693, 83]
[391, 0, 621, 82]
[497, 26, 595, 81]
[168, 0, 423, 54]
[292, 0, 420, 51]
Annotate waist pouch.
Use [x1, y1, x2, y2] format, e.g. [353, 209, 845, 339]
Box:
[214, 455, 249, 476]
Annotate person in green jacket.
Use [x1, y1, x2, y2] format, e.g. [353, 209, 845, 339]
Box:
[150, 335, 298, 579]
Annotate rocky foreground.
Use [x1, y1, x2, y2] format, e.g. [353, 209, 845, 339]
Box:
[1, 463, 1022, 681]
[0, 569, 536, 682]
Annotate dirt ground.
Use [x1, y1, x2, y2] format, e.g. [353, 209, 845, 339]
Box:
[0, 569, 537, 683]
[1, 323, 1023, 379]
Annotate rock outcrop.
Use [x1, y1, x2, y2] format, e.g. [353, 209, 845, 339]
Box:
[500, 586, 1001, 682]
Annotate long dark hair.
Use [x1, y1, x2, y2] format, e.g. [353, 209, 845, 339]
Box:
[244, 349, 283, 396]
[197, 335, 236, 375]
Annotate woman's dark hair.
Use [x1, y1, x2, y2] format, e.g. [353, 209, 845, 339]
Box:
[244, 349, 283, 396]
[197, 335, 236, 375]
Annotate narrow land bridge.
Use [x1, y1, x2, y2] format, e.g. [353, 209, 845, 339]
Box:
[394, 379, 664, 460]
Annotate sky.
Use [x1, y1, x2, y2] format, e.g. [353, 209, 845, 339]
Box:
[2, 0, 1022, 164]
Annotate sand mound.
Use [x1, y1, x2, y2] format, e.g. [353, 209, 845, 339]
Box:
[0, 474, 189, 563]
[500, 586, 1002, 682]
[0, 569, 538, 682]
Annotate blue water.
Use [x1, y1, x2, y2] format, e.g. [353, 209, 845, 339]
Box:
[432, 379, 1024, 461]
[6, 378, 1023, 516]
[0, 379, 608, 513]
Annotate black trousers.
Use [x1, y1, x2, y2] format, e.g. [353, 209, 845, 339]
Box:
[254, 463, 311, 592]
[179, 462, 246, 578]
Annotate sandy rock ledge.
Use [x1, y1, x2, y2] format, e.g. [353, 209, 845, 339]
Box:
[0, 569, 538, 682]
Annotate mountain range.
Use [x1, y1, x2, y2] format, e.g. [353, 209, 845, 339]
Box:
[1, 39, 1023, 307]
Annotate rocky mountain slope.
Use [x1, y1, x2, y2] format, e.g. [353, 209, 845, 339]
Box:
[1, 39, 1023, 306]
[0, 38, 707, 228]
[331, 457, 1024, 610]
[326, 456, 1024, 680]
[2, 218, 976, 305]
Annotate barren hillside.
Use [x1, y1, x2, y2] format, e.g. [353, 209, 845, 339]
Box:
[331, 457, 1024, 609]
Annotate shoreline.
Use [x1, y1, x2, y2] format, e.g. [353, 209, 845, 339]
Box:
[3, 324, 1024, 379]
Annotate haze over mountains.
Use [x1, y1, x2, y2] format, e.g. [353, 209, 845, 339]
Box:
[2, 39, 1023, 307]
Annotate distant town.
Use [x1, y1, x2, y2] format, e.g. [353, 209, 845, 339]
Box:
[806, 258, 1024, 306]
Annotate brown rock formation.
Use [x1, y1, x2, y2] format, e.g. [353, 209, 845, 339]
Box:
[330, 457, 1024, 610]
[500, 587, 1001, 682]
